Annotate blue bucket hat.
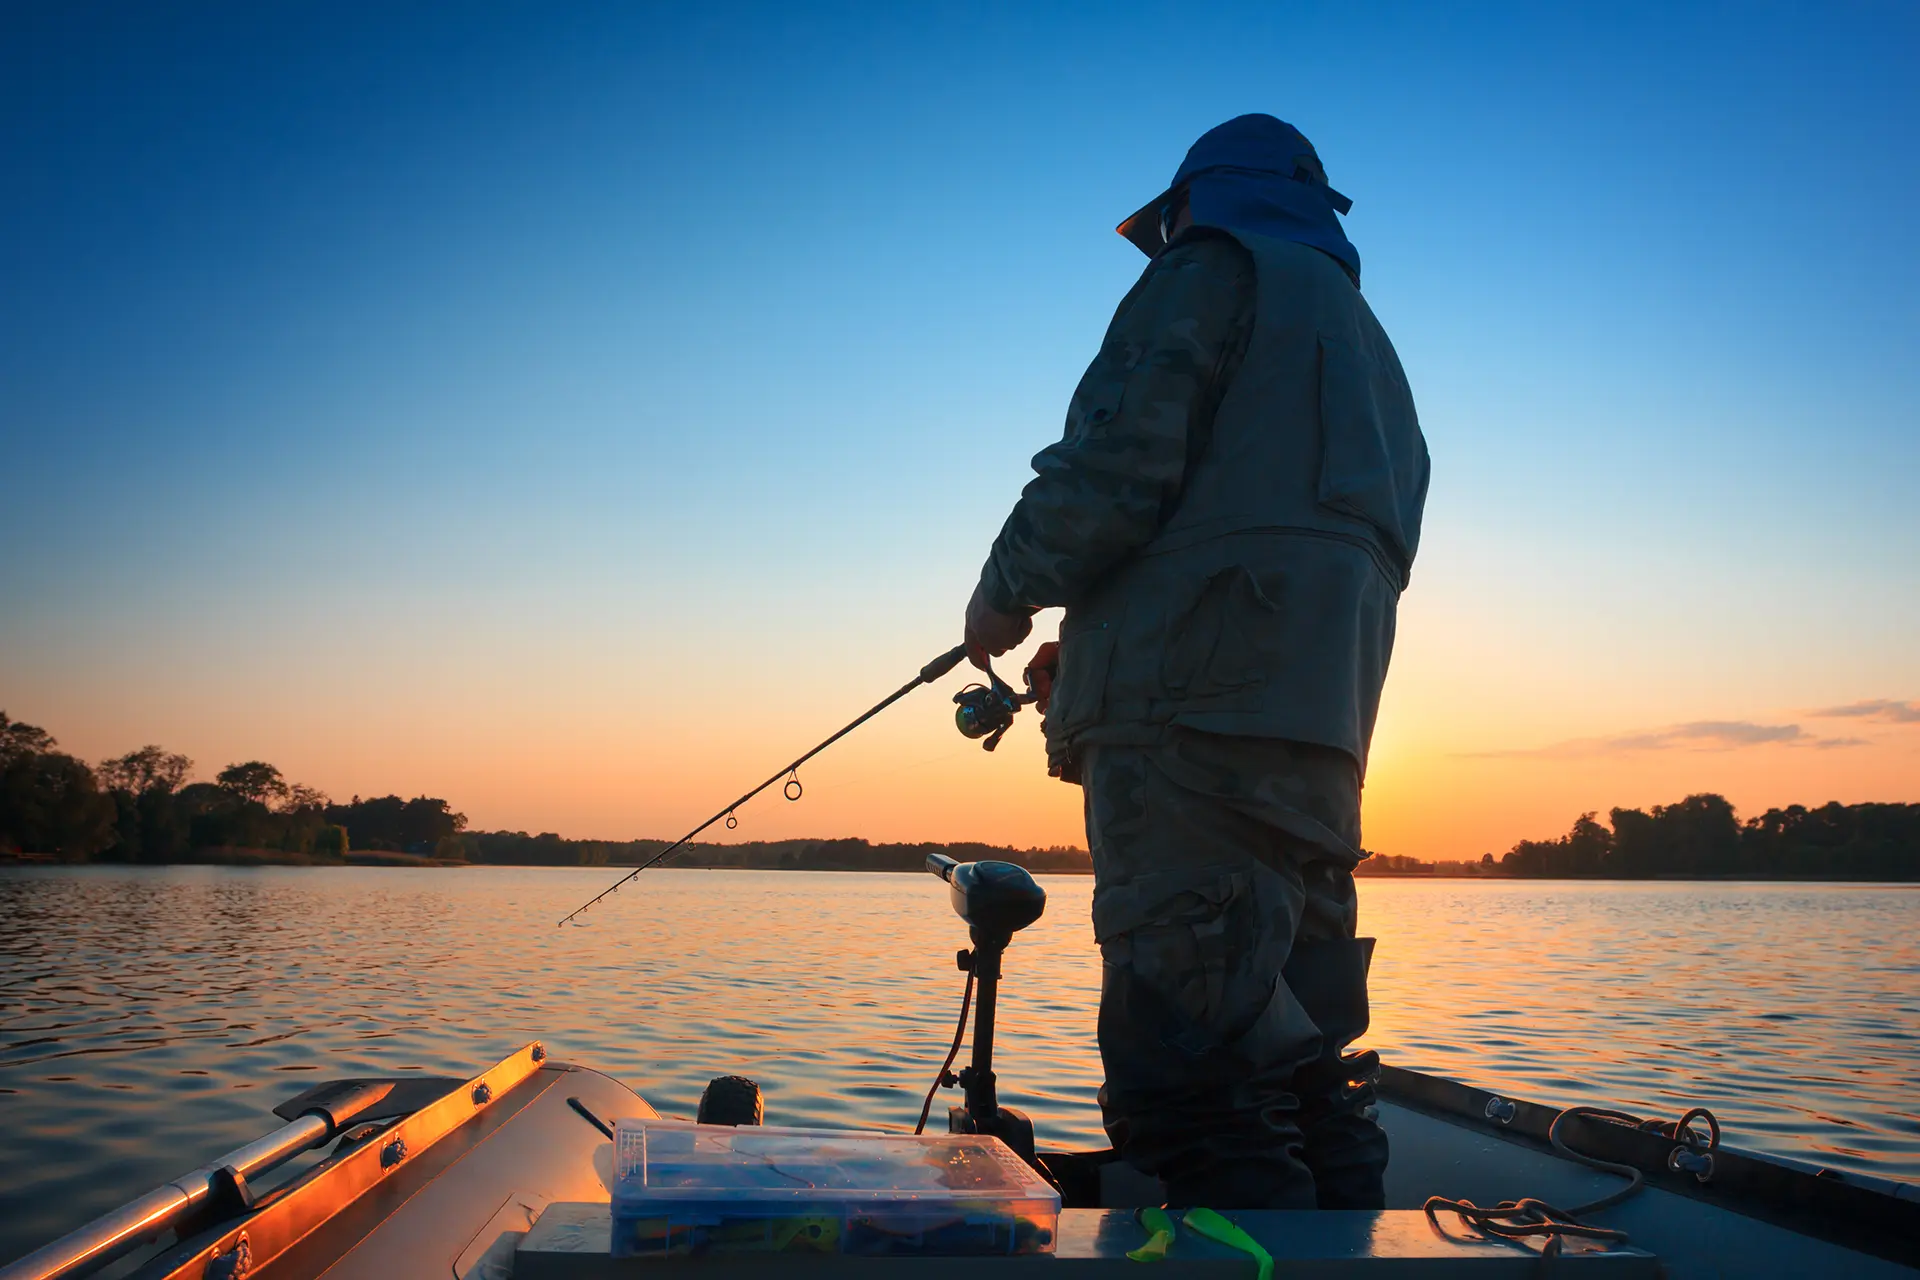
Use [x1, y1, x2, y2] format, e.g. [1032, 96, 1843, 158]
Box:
[1117, 114, 1360, 282]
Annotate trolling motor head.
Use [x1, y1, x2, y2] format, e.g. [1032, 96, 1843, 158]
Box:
[953, 664, 1036, 752]
[925, 853, 1046, 940]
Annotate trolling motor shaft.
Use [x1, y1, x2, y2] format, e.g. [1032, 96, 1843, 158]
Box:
[924, 854, 1047, 1165]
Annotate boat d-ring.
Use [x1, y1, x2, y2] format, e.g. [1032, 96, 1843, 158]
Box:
[1669, 1146, 1715, 1181]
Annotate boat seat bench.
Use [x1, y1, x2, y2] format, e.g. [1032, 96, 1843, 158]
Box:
[512, 1203, 1662, 1277]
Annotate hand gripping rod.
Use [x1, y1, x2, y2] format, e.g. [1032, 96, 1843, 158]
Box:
[557, 644, 970, 926]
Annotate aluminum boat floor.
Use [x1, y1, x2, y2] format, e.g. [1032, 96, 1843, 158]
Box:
[1378, 1100, 1917, 1278]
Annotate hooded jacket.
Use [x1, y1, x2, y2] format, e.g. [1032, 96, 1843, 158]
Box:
[977, 121, 1427, 776]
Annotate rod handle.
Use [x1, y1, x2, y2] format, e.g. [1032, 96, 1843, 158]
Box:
[919, 644, 969, 684]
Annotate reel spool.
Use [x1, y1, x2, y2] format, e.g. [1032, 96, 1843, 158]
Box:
[952, 666, 1036, 752]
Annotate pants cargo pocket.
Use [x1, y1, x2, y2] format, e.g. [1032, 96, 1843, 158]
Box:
[1096, 871, 1316, 1096]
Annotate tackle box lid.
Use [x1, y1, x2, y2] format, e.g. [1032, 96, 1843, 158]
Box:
[609, 1117, 1060, 1208]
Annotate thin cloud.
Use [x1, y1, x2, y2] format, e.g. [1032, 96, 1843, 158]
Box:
[1466, 720, 1865, 760]
[1804, 699, 1920, 724]
[1611, 721, 1806, 750]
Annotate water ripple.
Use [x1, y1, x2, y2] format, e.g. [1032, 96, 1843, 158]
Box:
[0, 867, 1915, 1261]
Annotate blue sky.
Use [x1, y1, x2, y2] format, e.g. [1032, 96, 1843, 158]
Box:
[3, 1, 1915, 854]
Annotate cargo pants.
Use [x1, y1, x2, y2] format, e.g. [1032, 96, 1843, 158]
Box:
[1083, 729, 1389, 1210]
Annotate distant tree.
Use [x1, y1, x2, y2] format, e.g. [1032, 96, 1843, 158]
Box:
[1606, 806, 1659, 877]
[0, 747, 116, 860]
[1563, 812, 1613, 875]
[130, 787, 189, 862]
[399, 797, 465, 849]
[85, 746, 196, 862]
[1501, 811, 1613, 877]
[1355, 853, 1433, 875]
[98, 746, 193, 796]
[0, 713, 59, 764]
[1608, 794, 1739, 877]
[176, 780, 243, 850]
[217, 761, 288, 808]
[1742, 801, 1920, 879]
[311, 825, 349, 858]
[325, 794, 403, 848]
[323, 793, 464, 851]
[1668, 794, 1741, 875]
[279, 784, 330, 815]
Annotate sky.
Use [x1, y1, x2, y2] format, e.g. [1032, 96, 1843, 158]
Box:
[3, 1, 1916, 859]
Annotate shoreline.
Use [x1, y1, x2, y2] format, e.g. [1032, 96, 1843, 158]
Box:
[3, 854, 1915, 884]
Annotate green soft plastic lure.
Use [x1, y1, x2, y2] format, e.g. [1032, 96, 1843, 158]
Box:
[1127, 1206, 1176, 1262]
[1181, 1207, 1274, 1280]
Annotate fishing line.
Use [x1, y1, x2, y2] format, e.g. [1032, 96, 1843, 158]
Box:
[557, 643, 971, 926]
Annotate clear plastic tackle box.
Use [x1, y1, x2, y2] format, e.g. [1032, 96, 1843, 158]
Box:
[609, 1118, 1061, 1258]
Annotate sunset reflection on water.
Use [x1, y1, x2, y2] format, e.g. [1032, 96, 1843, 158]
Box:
[1, 866, 1915, 1259]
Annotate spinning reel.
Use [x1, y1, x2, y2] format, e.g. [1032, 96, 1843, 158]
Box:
[952, 665, 1038, 752]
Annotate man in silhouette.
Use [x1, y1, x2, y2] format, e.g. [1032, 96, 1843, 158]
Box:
[963, 115, 1428, 1210]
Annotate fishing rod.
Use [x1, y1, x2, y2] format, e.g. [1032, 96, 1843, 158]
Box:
[557, 642, 1035, 926]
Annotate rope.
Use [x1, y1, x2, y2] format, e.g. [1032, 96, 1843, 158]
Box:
[1423, 1102, 1722, 1258]
[1548, 1107, 1649, 1213]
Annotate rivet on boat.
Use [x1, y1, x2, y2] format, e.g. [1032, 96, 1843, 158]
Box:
[471, 1082, 493, 1106]
[380, 1137, 407, 1169]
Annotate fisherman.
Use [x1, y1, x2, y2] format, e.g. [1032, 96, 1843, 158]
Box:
[962, 115, 1428, 1211]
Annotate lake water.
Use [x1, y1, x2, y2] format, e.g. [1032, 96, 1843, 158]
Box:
[1, 866, 1916, 1260]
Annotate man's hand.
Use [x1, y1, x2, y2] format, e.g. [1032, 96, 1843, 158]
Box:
[964, 583, 1033, 670]
[1024, 640, 1060, 714]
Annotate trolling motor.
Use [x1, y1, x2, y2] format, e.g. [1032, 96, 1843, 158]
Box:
[952, 663, 1038, 752]
[918, 852, 1047, 1168]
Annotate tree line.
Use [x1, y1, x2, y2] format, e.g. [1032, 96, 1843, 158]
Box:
[0, 711, 1085, 871]
[455, 831, 1092, 872]
[5, 711, 1911, 878]
[1358, 794, 1920, 881]
[1, 711, 465, 863]
[1494, 793, 1920, 879]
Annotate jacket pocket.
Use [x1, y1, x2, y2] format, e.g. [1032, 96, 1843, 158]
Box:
[1069, 377, 1129, 441]
[1316, 334, 1430, 582]
[1047, 620, 1115, 738]
[1160, 565, 1281, 699]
